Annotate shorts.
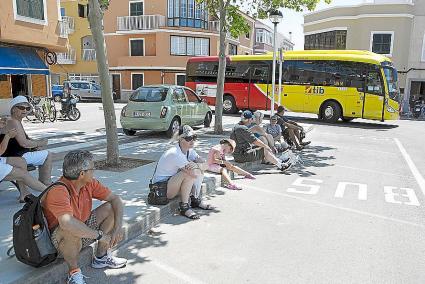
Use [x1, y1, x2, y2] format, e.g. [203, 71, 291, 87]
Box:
[207, 163, 223, 174]
[22, 150, 49, 166]
[0, 157, 13, 181]
[233, 147, 265, 163]
[50, 211, 99, 257]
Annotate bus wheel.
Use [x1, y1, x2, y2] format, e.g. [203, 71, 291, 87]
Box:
[321, 101, 341, 123]
[342, 117, 354, 122]
[223, 95, 237, 114]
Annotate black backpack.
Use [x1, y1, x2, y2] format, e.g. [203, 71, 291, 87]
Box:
[7, 182, 69, 267]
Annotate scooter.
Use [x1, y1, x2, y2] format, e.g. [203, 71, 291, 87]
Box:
[413, 101, 424, 119]
[60, 94, 81, 121]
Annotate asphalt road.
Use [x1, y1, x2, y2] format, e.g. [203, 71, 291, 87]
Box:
[79, 112, 425, 284]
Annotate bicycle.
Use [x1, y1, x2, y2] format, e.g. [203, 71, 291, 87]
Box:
[40, 97, 57, 122]
[25, 96, 45, 123]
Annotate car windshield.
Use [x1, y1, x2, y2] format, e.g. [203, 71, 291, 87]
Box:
[383, 67, 399, 102]
[130, 87, 168, 102]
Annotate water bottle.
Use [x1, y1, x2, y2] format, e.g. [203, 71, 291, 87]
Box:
[32, 224, 42, 238]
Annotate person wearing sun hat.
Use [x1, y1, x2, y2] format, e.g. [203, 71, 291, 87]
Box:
[230, 110, 294, 172]
[151, 125, 212, 220]
[206, 138, 255, 190]
[2, 95, 53, 185]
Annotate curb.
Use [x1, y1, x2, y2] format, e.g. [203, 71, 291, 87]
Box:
[10, 176, 221, 284]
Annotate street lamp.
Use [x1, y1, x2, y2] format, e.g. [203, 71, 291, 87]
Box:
[269, 9, 283, 116]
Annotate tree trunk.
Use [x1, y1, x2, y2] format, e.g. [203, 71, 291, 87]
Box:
[214, 1, 227, 134]
[88, 0, 120, 165]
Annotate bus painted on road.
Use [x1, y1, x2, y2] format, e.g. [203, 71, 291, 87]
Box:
[185, 50, 400, 122]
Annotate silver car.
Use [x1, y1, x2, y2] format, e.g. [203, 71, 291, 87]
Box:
[63, 80, 102, 101]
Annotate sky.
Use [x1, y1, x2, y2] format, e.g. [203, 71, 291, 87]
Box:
[267, 0, 373, 49]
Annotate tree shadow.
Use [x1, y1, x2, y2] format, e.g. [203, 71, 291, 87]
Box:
[285, 116, 399, 130]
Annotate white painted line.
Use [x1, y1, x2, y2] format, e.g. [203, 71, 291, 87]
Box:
[151, 260, 207, 284]
[25, 128, 58, 134]
[245, 185, 425, 229]
[394, 138, 425, 197]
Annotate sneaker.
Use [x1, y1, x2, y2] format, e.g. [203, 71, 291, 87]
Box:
[301, 141, 311, 146]
[92, 251, 127, 269]
[67, 271, 88, 284]
[279, 161, 294, 172]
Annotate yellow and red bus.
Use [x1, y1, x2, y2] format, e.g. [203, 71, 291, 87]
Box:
[185, 50, 400, 122]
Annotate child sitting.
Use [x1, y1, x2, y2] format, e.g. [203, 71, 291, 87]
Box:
[207, 139, 255, 190]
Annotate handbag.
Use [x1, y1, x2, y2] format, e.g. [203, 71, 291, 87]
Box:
[147, 163, 169, 205]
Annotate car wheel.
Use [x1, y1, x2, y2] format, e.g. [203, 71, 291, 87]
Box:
[123, 129, 136, 136]
[167, 117, 180, 138]
[203, 112, 212, 128]
[223, 95, 238, 114]
[54, 95, 61, 102]
[320, 101, 341, 123]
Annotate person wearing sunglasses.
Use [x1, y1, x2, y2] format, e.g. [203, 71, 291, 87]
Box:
[0, 116, 47, 202]
[152, 125, 211, 220]
[2, 96, 53, 186]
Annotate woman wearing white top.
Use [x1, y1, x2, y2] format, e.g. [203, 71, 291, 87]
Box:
[152, 125, 212, 219]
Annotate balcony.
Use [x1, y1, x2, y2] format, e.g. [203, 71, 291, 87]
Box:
[58, 20, 69, 38]
[82, 49, 96, 61]
[62, 16, 75, 34]
[208, 21, 219, 32]
[117, 15, 166, 31]
[57, 48, 76, 64]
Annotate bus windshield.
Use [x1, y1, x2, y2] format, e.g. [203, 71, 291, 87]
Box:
[383, 67, 399, 102]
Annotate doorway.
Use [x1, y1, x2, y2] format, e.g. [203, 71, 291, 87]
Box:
[111, 74, 121, 100]
[11, 75, 29, 97]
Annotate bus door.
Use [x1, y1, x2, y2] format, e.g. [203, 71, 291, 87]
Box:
[362, 69, 385, 120]
[248, 64, 270, 111]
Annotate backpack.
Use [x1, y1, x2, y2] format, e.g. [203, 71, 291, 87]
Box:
[7, 182, 69, 267]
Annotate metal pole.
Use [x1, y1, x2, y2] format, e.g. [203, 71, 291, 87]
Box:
[278, 48, 283, 106]
[271, 22, 277, 116]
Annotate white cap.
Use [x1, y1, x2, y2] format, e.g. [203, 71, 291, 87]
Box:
[179, 125, 196, 138]
[9, 96, 30, 112]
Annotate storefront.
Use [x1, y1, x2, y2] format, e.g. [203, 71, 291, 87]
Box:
[0, 45, 50, 115]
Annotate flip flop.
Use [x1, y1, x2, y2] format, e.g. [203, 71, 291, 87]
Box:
[225, 183, 243, 190]
[244, 174, 256, 180]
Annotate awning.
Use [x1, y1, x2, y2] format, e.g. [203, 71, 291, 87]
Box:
[0, 46, 49, 75]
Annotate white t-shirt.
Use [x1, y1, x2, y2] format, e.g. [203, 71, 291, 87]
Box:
[152, 145, 200, 183]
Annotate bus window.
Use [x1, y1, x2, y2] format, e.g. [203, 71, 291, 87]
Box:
[366, 71, 384, 95]
[251, 65, 269, 84]
[383, 67, 399, 101]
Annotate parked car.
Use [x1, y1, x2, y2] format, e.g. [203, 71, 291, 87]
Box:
[51, 85, 63, 102]
[120, 85, 212, 137]
[63, 80, 103, 101]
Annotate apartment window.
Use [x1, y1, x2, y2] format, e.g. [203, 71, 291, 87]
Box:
[132, 74, 144, 90]
[229, 43, 238, 55]
[130, 39, 145, 56]
[171, 36, 209, 56]
[245, 32, 250, 39]
[130, 1, 144, 16]
[168, 0, 208, 29]
[371, 32, 393, 55]
[60, 8, 65, 17]
[422, 33, 425, 62]
[176, 74, 186, 86]
[15, 0, 45, 20]
[255, 29, 273, 45]
[304, 30, 347, 50]
[78, 4, 89, 18]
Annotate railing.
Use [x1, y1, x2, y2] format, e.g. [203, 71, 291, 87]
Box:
[58, 20, 69, 38]
[62, 16, 75, 34]
[117, 15, 166, 31]
[82, 49, 96, 61]
[209, 21, 219, 32]
[57, 48, 76, 64]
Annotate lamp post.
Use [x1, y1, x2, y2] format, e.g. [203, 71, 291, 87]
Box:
[278, 47, 283, 106]
[269, 9, 283, 116]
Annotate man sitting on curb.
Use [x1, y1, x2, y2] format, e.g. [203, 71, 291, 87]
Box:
[275, 106, 311, 150]
[230, 110, 293, 172]
[42, 150, 126, 284]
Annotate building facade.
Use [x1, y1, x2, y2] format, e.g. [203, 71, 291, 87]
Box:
[304, 0, 425, 112]
[253, 20, 294, 54]
[102, 0, 255, 101]
[50, 0, 99, 85]
[0, 0, 68, 115]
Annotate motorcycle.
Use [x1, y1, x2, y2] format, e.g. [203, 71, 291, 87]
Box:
[413, 101, 424, 119]
[60, 94, 81, 121]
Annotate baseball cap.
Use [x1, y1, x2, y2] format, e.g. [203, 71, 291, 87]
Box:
[241, 110, 253, 120]
[220, 138, 236, 152]
[9, 96, 30, 111]
[178, 125, 196, 138]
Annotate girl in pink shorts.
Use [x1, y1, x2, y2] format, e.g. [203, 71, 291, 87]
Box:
[207, 139, 255, 190]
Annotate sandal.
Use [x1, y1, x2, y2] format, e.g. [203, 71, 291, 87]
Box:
[179, 202, 200, 219]
[190, 196, 214, 210]
[225, 183, 243, 190]
[244, 174, 256, 180]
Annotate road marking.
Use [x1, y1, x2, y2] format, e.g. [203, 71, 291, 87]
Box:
[394, 138, 425, 197]
[245, 184, 425, 229]
[150, 260, 207, 284]
[25, 128, 58, 134]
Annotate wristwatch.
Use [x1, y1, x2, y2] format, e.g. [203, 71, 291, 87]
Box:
[96, 230, 103, 241]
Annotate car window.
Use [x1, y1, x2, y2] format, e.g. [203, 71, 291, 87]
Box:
[184, 88, 200, 103]
[80, 83, 90, 90]
[172, 88, 187, 103]
[70, 83, 79, 89]
[92, 84, 101, 91]
[129, 87, 168, 102]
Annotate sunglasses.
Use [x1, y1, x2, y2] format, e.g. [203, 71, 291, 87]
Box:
[183, 135, 197, 142]
[16, 106, 31, 111]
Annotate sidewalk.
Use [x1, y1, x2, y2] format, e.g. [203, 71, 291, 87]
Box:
[0, 133, 228, 284]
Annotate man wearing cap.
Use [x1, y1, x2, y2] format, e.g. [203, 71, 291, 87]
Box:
[230, 110, 292, 172]
[3, 96, 52, 185]
[275, 106, 311, 150]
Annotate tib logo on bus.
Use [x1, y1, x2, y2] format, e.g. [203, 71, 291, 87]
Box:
[305, 86, 325, 95]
